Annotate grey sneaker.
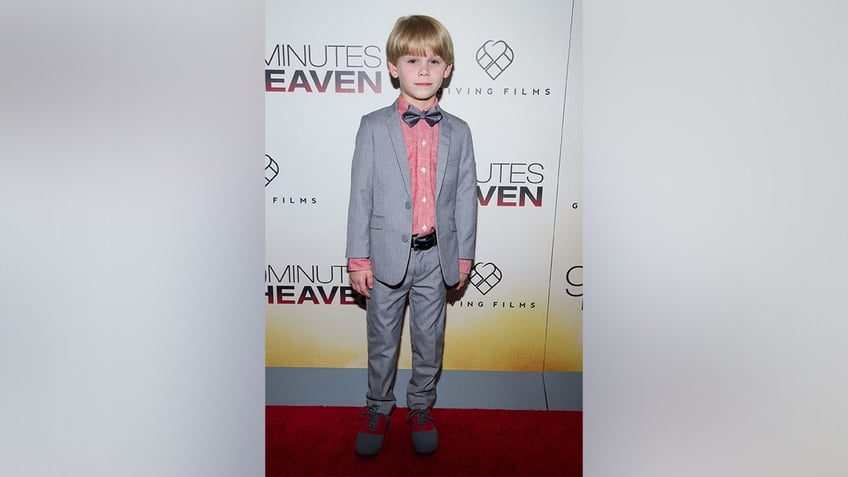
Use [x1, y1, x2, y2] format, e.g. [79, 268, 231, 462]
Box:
[354, 408, 389, 458]
[408, 409, 438, 455]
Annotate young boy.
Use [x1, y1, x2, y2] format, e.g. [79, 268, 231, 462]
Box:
[346, 15, 478, 458]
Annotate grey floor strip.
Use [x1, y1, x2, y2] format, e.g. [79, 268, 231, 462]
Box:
[544, 371, 583, 410]
[266, 367, 582, 411]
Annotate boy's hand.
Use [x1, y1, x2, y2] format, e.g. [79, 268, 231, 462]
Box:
[454, 272, 469, 290]
[349, 270, 374, 298]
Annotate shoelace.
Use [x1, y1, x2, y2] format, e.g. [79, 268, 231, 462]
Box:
[407, 409, 434, 425]
[364, 408, 383, 430]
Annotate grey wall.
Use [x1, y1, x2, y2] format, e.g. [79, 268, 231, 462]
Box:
[266, 368, 582, 411]
[1, 1, 265, 475]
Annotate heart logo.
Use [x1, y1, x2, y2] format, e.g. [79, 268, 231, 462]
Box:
[476, 40, 514, 80]
[265, 154, 279, 187]
[469, 262, 503, 295]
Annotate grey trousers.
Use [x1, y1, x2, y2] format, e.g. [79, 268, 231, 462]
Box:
[365, 246, 447, 414]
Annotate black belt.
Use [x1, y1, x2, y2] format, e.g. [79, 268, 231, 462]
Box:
[411, 232, 437, 251]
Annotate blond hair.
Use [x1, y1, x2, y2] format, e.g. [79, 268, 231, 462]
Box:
[386, 15, 454, 66]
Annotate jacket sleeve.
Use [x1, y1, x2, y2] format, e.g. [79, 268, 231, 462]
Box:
[345, 116, 374, 259]
[455, 123, 478, 261]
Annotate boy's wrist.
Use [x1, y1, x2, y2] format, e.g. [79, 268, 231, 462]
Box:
[348, 257, 372, 272]
[459, 259, 473, 275]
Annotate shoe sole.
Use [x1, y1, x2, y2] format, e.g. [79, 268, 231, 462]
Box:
[412, 446, 437, 456]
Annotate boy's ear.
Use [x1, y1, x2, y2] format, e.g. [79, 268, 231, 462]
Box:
[388, 62, 399, 78]
[444, 64, 453, 78]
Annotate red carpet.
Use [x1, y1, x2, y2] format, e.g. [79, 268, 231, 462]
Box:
[266, 406, 582, 477]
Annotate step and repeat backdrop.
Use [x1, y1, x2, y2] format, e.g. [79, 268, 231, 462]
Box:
[265, 0, 581, 372]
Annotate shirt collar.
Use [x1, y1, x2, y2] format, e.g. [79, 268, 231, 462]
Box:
[398, 95, 439, 115]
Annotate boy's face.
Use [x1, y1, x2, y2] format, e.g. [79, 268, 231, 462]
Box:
[388, 49, 453, 110]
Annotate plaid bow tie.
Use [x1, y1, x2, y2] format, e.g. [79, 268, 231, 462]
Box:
[402, 105, 442, 127]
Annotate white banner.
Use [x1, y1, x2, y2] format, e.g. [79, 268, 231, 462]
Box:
[265, 0, 580, 371]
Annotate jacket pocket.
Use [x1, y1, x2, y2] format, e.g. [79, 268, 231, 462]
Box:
[370, 215, 384, 229]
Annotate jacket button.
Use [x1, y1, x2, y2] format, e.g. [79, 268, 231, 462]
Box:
[405, 201, 411, 209]
[401, 234, 409, 243]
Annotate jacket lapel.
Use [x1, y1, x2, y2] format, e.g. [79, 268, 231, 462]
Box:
[386, 101, 412, 198]
[435, 114, 452, 200]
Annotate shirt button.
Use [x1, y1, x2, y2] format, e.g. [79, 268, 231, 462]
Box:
[422, 225, 428, 231]
[421, 167, 427, 173]
[421, 197, 427, 203]
[422, 140, 427, 146]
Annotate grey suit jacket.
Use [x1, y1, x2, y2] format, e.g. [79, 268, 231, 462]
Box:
[346, 100, 478, 286]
